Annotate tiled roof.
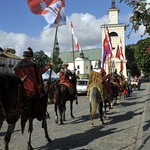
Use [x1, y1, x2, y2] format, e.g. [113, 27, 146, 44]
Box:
[2, 50, 22, 60]
[59, 48, 102, 62]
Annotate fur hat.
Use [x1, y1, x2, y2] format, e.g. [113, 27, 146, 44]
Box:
[62, 62, 69, 67]
[23, 47, 33, 57]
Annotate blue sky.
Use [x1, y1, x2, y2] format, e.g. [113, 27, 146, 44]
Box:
[0, 0, 149, 57]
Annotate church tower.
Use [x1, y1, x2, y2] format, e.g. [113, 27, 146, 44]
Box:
[101, 0, 127, 77]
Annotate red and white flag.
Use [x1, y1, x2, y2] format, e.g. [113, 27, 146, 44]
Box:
[27, 0, 66, 28]
[71, 21, 81, 51]
[115, 38, 124, 60]
[115, 38, 124, 71]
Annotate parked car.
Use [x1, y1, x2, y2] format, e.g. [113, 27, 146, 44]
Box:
[76, 79, 88, 95]
[139, 76, 150, 83]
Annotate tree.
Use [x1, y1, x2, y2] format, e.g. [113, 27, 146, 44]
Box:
[125, 44, 141, 77]
[120, 0, 150, 36]
[134, 37, 150, 76]
[4, 48, 16, 54]
[33, 50, 50, 71]
[49, 54, 63, 73]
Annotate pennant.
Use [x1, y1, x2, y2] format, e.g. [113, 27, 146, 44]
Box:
[115, 39, 124, 60]
[71, 21, 81, 51]
[27, 0, 66, 28]
[119, 38, 124, 60]
[120, 61, 124, 72]
[115, 45, 120, 59]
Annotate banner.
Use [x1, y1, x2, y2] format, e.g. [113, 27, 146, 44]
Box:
[71, 21, 81, 51]
[27, 0, 66, 28]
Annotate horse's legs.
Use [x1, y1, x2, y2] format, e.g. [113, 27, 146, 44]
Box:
[27, 118, 33, 150]
[89, 103, 94, 127]
[57, 103, 64, 125]
[54, 104, 59, 124]
[42, 117, 52, 142]
[62, 103, 66, 121]
[4, 123, 15, 150]
[98, 102, 104, 124]
[70, 100, 74, 118]
[103, 100, 107, 118]
[0, 117, 4, 130]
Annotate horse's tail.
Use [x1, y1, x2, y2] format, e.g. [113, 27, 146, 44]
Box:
[89, 87, 98, 117]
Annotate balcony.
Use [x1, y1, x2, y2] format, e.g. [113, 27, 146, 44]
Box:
[8, 64, 14, 67]
[0, 64, 5, 67]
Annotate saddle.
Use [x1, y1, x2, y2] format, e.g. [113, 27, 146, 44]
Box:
[59, 83, 74, 94]
[87, 71, 107, 101]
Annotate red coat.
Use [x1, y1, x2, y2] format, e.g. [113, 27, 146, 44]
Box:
[59, 69, 73, 87]
[14, 58, 47, 120]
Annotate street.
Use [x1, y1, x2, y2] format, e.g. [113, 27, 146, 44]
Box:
[0, 83, 149, 150]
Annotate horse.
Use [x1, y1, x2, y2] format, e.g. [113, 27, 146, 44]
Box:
[88, 86, 104, 127]
[0, 73, 51, 150]
[44, 74, 77, 125]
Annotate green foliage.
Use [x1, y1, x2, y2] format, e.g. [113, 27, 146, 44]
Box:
[33, 50, 50, 70]
[120, 0, 150, 36]
[49, 54, 63, 73]
[5, 48, 16, 54]
[125, 44, 141, 77]
[134, 37, 150, 76]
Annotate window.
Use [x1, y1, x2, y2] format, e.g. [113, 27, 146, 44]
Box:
[77, 65, 80, 69]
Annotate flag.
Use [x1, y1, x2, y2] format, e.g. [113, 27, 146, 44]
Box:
[115, 39, 124, 60]
[101, 26, 112, 68]
[115, 45, 120, 59]
[71, 21, 81, 51]
[27, 0, 66, 28]
[115, 38, 124, 71]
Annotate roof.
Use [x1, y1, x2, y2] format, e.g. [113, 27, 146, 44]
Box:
[1, 50, 22, 60]
[59, 48, 102, 63]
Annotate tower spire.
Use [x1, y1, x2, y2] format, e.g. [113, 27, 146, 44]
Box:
[111, 0, 116, 8]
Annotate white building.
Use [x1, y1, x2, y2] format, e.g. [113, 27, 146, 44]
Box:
[0, 48, 22, 73]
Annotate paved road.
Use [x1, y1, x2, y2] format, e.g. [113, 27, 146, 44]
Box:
[0, 83, 150, 150]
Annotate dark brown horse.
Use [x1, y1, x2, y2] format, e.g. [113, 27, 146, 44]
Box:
[44, 74, 77, 125]
[0, 73, 51, 150]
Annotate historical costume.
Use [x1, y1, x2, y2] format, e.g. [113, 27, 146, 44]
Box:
[59, 62, 77, 99]
[14, 47, 47, 121]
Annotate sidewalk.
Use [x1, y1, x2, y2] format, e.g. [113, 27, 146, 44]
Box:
[135, 83, 150, 150]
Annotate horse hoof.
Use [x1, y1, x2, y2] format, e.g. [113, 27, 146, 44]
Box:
[27, 144, 33, 150]
[55, 118, 58, 124]
[48, 138, 52, 143]
[90, 124, 95, 128]
[59, 122, 64, 125]
[71, 115, 75, 118]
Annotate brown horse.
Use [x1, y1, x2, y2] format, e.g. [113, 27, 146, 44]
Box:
[0, 73, 51, 150]
[44, 74, 77, 125]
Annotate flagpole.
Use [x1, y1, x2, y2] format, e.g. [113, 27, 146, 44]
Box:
[47, 27, 58, 94]
[71, 23, 75, 70]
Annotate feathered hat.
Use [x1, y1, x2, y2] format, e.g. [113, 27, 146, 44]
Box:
[62, 62, 69, 67]
[23, 47, 33, 57]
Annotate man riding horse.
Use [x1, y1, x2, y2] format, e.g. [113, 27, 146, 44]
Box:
[14, 47, 48, 124]
[59, 62, 77, 100]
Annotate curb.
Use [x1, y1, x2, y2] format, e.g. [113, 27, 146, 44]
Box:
[135, 83, 150, 150]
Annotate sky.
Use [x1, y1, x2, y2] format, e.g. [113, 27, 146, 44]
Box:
[0, 0, 149, 57]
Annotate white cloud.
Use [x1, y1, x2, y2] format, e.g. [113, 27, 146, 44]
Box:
[0, 12, 146, 57]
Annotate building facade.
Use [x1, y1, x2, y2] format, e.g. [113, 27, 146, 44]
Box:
[0, 48, 22, 73]
[101, 0, 127, 76]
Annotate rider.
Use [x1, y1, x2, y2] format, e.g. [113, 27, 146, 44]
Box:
[14, 47, 48, 121]
[134, 75, 139, 82]
[59, 62, 77, 100]
[100, 68, 110, 95]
